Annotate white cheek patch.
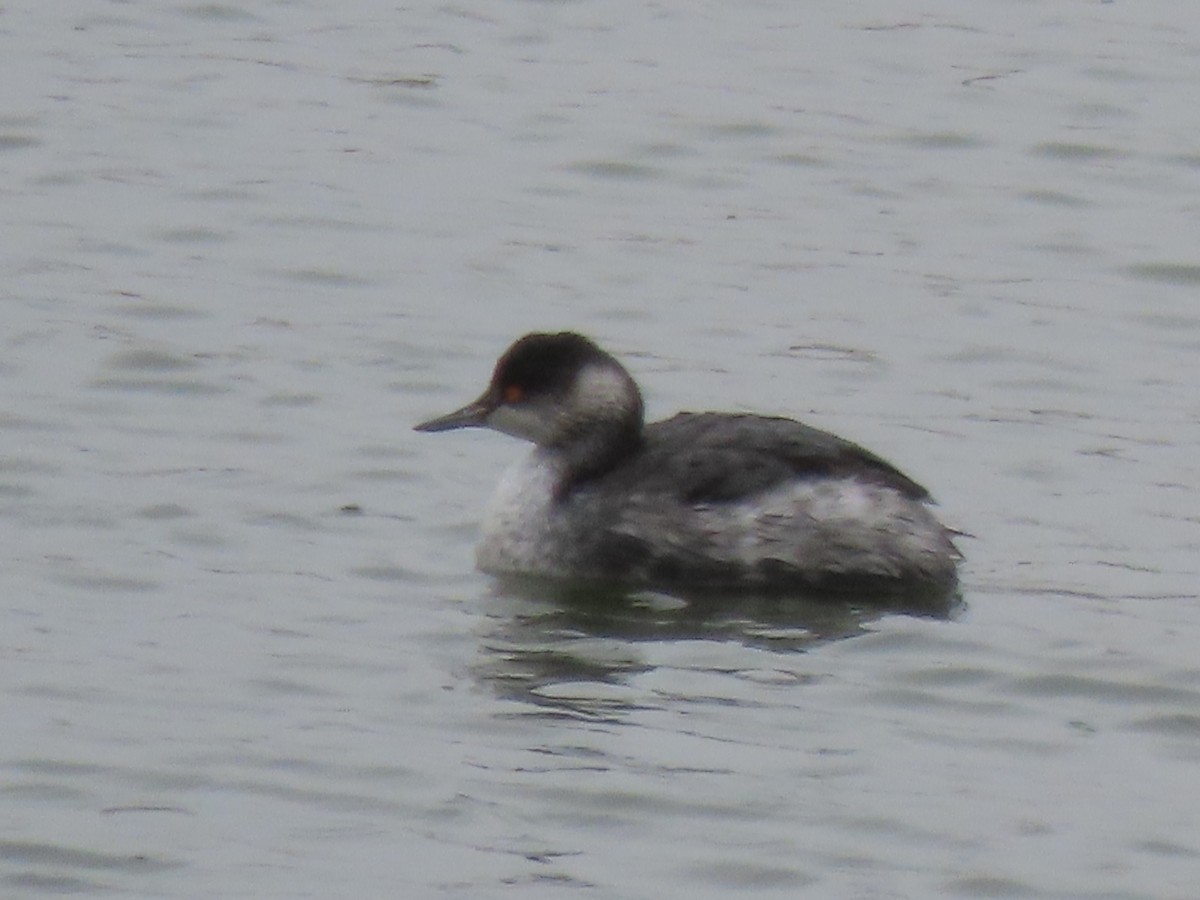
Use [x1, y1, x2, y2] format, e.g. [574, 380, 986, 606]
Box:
[487, 403, 558, 444]
[486, 362, 632, 445]
[570, 364, 631, 415]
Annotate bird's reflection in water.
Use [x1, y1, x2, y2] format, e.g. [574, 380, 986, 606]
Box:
[473, 576, 962, 720]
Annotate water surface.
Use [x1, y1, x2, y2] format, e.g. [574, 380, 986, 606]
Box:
[3, 1, 1200, 897]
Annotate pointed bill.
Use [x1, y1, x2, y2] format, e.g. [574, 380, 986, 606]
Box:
[413, 394, 493, 432]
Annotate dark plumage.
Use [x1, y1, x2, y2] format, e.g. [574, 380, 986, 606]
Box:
[607, 412, 931, 504]
[416, 332, 960, 599]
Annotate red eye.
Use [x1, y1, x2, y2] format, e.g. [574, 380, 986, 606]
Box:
[503, 384, 524, 404]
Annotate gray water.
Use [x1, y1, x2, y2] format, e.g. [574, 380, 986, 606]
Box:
[4, 1, 1200, 897]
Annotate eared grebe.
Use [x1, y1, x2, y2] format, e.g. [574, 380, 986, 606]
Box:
[416, 332, 960, 596]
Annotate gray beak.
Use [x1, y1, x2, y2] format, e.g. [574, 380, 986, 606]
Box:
[414, 394, 493, 433]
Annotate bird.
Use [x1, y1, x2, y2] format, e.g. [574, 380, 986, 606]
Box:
[416, 332, 960, 598]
